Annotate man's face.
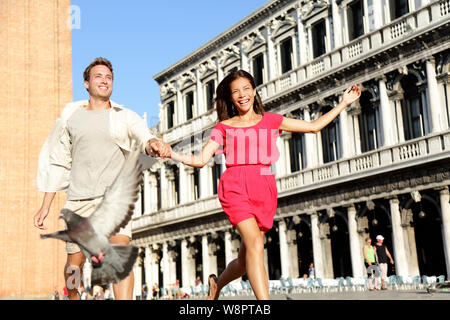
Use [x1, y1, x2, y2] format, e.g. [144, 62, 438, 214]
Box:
[84, 64, 113, 99]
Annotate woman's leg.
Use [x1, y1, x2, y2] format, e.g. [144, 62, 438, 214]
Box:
[210, 218, 268, 300]
[236, 218, 268, 300]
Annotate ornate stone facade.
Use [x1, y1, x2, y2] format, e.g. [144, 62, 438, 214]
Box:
[131, 0, 450, 298]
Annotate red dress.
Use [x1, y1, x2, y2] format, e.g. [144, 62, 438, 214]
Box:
[210, 112, 283, 233]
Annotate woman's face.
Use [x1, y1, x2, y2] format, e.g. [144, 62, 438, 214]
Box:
[366, 239, 372, 245]
[230, 76, 256, 114]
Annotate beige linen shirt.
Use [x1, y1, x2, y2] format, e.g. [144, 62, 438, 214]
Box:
[37, 100, 156, 192]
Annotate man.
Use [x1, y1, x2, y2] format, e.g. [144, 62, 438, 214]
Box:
[374, 235, 394, 290]
[33, 57, 171, 300]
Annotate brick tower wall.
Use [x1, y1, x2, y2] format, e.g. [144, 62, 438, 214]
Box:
[0, 0, 73, 297]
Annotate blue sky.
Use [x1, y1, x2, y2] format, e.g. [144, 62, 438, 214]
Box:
[71, 0, 267, 127]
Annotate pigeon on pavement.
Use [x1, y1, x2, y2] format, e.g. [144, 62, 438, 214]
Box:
[41, 150, 143, 285]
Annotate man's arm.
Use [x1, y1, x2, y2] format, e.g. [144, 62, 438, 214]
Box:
[386, 247, 394, 264]
[33, 192, 56, 230]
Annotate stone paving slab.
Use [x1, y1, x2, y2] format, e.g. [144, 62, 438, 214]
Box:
[216, 289, 450, 300]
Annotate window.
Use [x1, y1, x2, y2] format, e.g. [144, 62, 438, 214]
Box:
[205, 80, 215, 111]
[289, 133, 305, 172]
[359, 92, 378, 153]
[185, 91, 194, 121]
[212, 163, 222, 195]
[400, 74, 425, 140]
[390, 0, 409, 20]
[348, 0, 364, 41]
[156, 170, 161, 210]
[252, 53, 264, 86]
[321, 108, 338, 163]
[312, 20, 326, 58]
[280, 38, 293, 74]
[167, 101, 174, 129]
[171, 165, 180, 205]
[193, 168, 200, 200]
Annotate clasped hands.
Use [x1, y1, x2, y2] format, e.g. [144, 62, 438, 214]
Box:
[147, 138, 172, 159]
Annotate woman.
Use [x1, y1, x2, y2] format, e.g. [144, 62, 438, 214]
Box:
[363, 237, 379, 291]
[169, 69, 361, 300]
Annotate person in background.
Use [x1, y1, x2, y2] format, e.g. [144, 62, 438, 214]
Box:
[363, 237, 379, 291]
[374, 235, 394, 290]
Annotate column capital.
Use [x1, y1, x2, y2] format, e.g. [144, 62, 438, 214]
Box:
[344, 203, 356, 211]
[435, 186, 449, 195]
[388, 196, 399, 203]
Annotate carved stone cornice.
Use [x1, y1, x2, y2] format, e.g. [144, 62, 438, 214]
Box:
[199, 59, 217, 77]
[241, 30, 266, 54]
[218, 45, 241, 67]
[275, 164, 450, 219]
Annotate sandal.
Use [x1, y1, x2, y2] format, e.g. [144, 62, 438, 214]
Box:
[207, 274, 218, 300]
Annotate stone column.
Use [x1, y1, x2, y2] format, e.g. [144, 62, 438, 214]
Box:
[275, 135, 286, 176]
[208, 234, 219, 279]
[278, 220, 290, 278]
[133, 249, 143, 300]
[310, 213, 324, 278]
[179, 164, 188, 204]
[160, 166, 168, 209]
[224, 231, 240, 282]
[331, 0, 342, 48]
[373, 0, 384, 29]
[201, 235, 210, 284]
[149, 173, 158, 212]
[425, 57, 444, 133]
[181, 238, 196, 288]
[283, 133, 292, 175]
[240, 42, 249, 71]
[295, 7, 308, 65]
[168, 243, 178, 286]
[389, 198, 409, 277]
[378, 77, 394, 146]
[143, 170, 151, 215]
[162, 242, 177, 288]
[216, 56, 224, 82]
[339, 105, 351, 158]
[195, 69, 204, 115]
[320, 222, 334, 279]
[402, 208, 420, 277]
[135, 189, 142, 218]
[347, 205, 365, 278]
[199, 165, 210, 199]
[150, 244, 160, 289]
[265, 22, 277, 81]
[438, 187, 450, 279]
[303, 107, 318, 168]
[144, 246, 152, 291]
[278, 219, 299, 278]
[176, 84, 184, 125]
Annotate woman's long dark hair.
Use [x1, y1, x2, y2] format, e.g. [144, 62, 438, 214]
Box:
[214, 69, 265, 122]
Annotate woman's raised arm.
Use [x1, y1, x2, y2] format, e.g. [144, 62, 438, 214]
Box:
[279, 84, 361, 133]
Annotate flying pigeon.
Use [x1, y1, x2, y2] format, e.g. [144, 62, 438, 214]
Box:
[41, 150, 143, 285]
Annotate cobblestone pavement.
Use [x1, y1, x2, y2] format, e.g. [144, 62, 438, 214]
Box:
[216, 289, 450, 300]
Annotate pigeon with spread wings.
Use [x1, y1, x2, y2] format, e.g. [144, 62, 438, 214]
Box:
[41, 150, 142, 285]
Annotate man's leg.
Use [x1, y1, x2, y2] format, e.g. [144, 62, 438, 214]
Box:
[64, 252, 86, 300]
[109, 234, 134, 300]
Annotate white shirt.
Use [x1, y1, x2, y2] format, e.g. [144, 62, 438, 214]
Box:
[37, 100, 156, 192]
